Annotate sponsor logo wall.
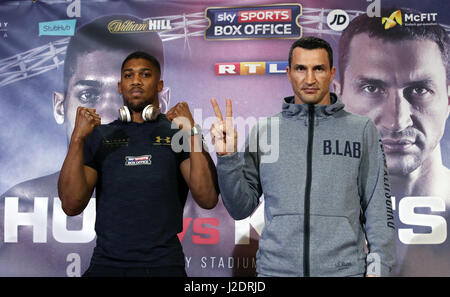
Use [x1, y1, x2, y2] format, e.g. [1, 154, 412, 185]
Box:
[0, 0, 449, 276]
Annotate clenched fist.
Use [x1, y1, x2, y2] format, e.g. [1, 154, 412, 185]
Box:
[166, 101, 195, 131]
[71, 107, 101, 141]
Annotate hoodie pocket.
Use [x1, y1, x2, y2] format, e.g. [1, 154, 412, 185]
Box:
[257, 214, 303, 276]
[309, 214, 364, 276]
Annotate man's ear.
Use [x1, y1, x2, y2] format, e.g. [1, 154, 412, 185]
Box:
[158, 86, 170, 114]
[158, 79, 164, 93]
[118, 81, 122, 95]
[330, 66, 336, 82]
[332, 80, 342, 96]
[286, 66, 292, 84]
[53, 91, 65, 124]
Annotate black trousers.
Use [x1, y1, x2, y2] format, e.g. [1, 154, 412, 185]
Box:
[82, 264, 187, 277]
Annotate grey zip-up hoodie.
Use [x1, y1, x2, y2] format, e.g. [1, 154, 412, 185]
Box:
[216, 94, 396, 277]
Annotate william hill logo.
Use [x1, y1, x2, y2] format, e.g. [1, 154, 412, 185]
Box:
[108, 19, 172, 33]
[382, 10, 437, 30]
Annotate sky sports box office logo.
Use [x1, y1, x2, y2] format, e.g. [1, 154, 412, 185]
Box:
[205, 4, 302, 40]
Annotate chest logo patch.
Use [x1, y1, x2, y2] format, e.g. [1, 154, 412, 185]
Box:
[125, 155, 152, 166]
[153, 136, 171, 146]
[102, 138, 129, 147]
[323, 139, 361, 159]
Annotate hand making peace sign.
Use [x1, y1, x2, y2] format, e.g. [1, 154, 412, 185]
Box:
[210, 98, 238, 156]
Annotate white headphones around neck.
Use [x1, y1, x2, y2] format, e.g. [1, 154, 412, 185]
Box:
[118, 104, 161, 122]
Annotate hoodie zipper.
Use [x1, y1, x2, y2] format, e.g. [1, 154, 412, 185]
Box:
[304, 104, 315, 277]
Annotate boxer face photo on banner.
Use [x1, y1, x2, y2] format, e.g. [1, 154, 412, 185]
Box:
[0, 13, 167, 276]
[335, 8, 450, 276]
[336, 8, 450, 201]
[54, 50, 125, 137]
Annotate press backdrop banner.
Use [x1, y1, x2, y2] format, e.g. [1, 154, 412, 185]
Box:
[0, 0, 449, 276]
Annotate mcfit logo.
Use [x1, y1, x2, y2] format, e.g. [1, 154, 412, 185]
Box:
[381, 9, 437, 30]
[382, 10, 402, 30]
[205, 3, 302, 40]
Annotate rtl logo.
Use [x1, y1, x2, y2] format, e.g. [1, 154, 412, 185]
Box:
[215, 61, 288, 76]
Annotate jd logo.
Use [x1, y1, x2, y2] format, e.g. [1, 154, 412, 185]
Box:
[327, 9, 349, 31]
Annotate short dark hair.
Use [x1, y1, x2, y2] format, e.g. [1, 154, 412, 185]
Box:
[121, 51, 161, 75]
[63, 14, 164, 97]
[288, 36, 334, 69]
[338, 7, 450, 86]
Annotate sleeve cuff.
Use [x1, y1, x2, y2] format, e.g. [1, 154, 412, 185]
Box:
[366, 253, 392, 277]
[216, 151, 241, 167]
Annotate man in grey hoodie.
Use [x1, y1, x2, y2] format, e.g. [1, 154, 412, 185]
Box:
[210, 36, 396, 277]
